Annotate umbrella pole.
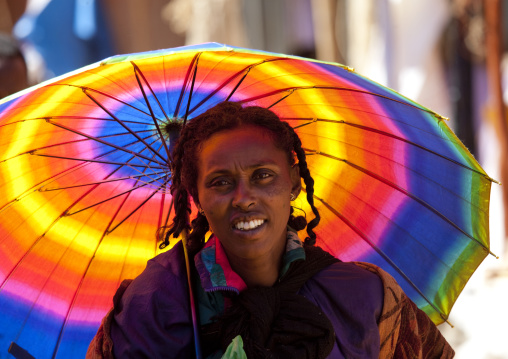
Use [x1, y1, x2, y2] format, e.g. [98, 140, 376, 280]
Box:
[181, 231, 202, 359]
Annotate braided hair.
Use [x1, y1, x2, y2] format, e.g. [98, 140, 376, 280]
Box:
[160, 101, 320, 254]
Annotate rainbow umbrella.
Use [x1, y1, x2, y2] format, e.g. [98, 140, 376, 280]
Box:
[0, 43, 493, 358]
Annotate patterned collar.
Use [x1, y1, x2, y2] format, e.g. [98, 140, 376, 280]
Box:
[194, 228, 306, 294]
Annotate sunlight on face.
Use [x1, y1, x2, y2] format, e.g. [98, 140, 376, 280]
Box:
[196, 126, 300, 262]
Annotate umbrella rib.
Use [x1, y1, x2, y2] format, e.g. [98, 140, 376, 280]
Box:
[291, 117, 493, 181]
[225, 67, 251, 102]
[310, 150, 490, 252]
[52, 170, 160, 356]
[107, 180, 170, 234]
[40, 171, 167, 191]
[310, 191, 449, 323]
[0, 162, 134, 293]
[31, 152, 166, 169]
[187, 57, 283, 116]
[52, 83, 154, 119]
[0, 140, 138, 213]
[66, 176, 164, 216]
[0, 160, 89, 213]
[183, 55, 200, 125]
[36, 136, 166, 196]
[238, 85, 442, 119]
[0, 116, 146, 130]
[174, 53, 200, 118]
[83, 140, 169, 229]
[0, 128, 157, 164]
[34, 115, 150, 125]
[267, 89, 296, 109]
[50, 157, 167, 355]
[0, 134, 163, 214]
[338, 120, 492, 180]
[82, 88, 169, 164]
[131, 62, 172, 161]
[52, 140, 167, 214]
[131, 62, 171, 121]
[45, 118, 166, 167]
[51, 189, 134, 358]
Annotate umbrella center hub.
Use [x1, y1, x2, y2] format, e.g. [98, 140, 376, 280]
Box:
[162, 118, 184, 157]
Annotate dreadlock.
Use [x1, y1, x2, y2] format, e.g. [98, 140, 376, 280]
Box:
[159, 101, 320, 253]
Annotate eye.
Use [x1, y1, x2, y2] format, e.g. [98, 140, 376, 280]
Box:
[209, 177, 231, 187]
[253, 170, 274, 181]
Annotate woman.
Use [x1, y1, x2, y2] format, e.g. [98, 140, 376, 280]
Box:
[87, 102, 454, 358]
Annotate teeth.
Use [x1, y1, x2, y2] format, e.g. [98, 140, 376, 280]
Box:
[234, 219, 264, 231]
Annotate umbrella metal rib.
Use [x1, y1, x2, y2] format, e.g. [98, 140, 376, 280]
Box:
[0, 125, 156, 166]
[82, 88, 169, 164]
[30, 153, 166, 170]
[48, 84, 155, 119]
[36, 131, 163, 185]
[290, 117, 494, 181]
[108, 179, 170, 234]
[315, 150, 489, 251]
[131, 62, 173, 162]
[188, 59, 271, 114]
[33, 115, 152, 125]
[40, 171, 168, 191]
[0, 133, 167, 219]
[0, 143, 128, 212]
[183, 55, 199, 125]
[239, 85, 436, 119]
[131, 62, 171, 122]
[53, 180, 169, 357]
[186, 56, 296, 117]
[105, 140, 173, 233]
[224, 67, 252, 102]
[0, 163, 129, 296]
[66, 137, 171, 217]
[173, 53, 200, 119]
[45, 119, 166, 167]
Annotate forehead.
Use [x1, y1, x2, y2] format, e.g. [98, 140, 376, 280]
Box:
[198, 126, 288, 171]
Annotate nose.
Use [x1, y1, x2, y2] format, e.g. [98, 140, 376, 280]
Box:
[231, 179, 256, 211]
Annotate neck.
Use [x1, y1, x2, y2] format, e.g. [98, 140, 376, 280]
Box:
[228, 252, 283, 287]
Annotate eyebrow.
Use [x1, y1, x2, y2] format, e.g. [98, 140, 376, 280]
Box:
[203, 160, 280, 178]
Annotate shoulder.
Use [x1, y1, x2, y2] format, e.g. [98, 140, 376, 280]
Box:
[115, 241, 190, 315]
[305, 261, 384, 301]
[299, 261, 384, 358]
[299, 260, 384, 323]
[110, 241, 195, 357]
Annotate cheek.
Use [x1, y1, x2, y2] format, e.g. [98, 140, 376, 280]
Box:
[270, 178, 292, 200]
[266, 182, 292, 215]
[200, 194, 227, 223]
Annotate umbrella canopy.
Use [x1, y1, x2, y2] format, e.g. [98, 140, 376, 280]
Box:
[0, 43, 493, 358]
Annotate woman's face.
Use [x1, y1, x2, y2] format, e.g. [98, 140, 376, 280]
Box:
[196, 126, 301, 262]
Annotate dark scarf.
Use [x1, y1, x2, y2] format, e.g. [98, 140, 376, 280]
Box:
[200, 245, 339, 358]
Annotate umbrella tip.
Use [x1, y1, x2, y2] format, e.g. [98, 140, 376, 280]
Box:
[440, 314, 454, 328]
[435, 114, 449, 121]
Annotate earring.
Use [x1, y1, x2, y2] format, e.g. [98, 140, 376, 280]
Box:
[290, 193, 296, 201]
[198, 207, 205, 215]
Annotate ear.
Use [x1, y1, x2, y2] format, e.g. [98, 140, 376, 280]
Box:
[290, 163, 302, 198]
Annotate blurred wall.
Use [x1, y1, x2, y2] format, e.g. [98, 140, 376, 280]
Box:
[0, 0, 27, 33]
[103, 0, 184, 55]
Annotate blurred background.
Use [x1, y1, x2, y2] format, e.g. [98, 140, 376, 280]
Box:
[1, 0, 507, 357]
